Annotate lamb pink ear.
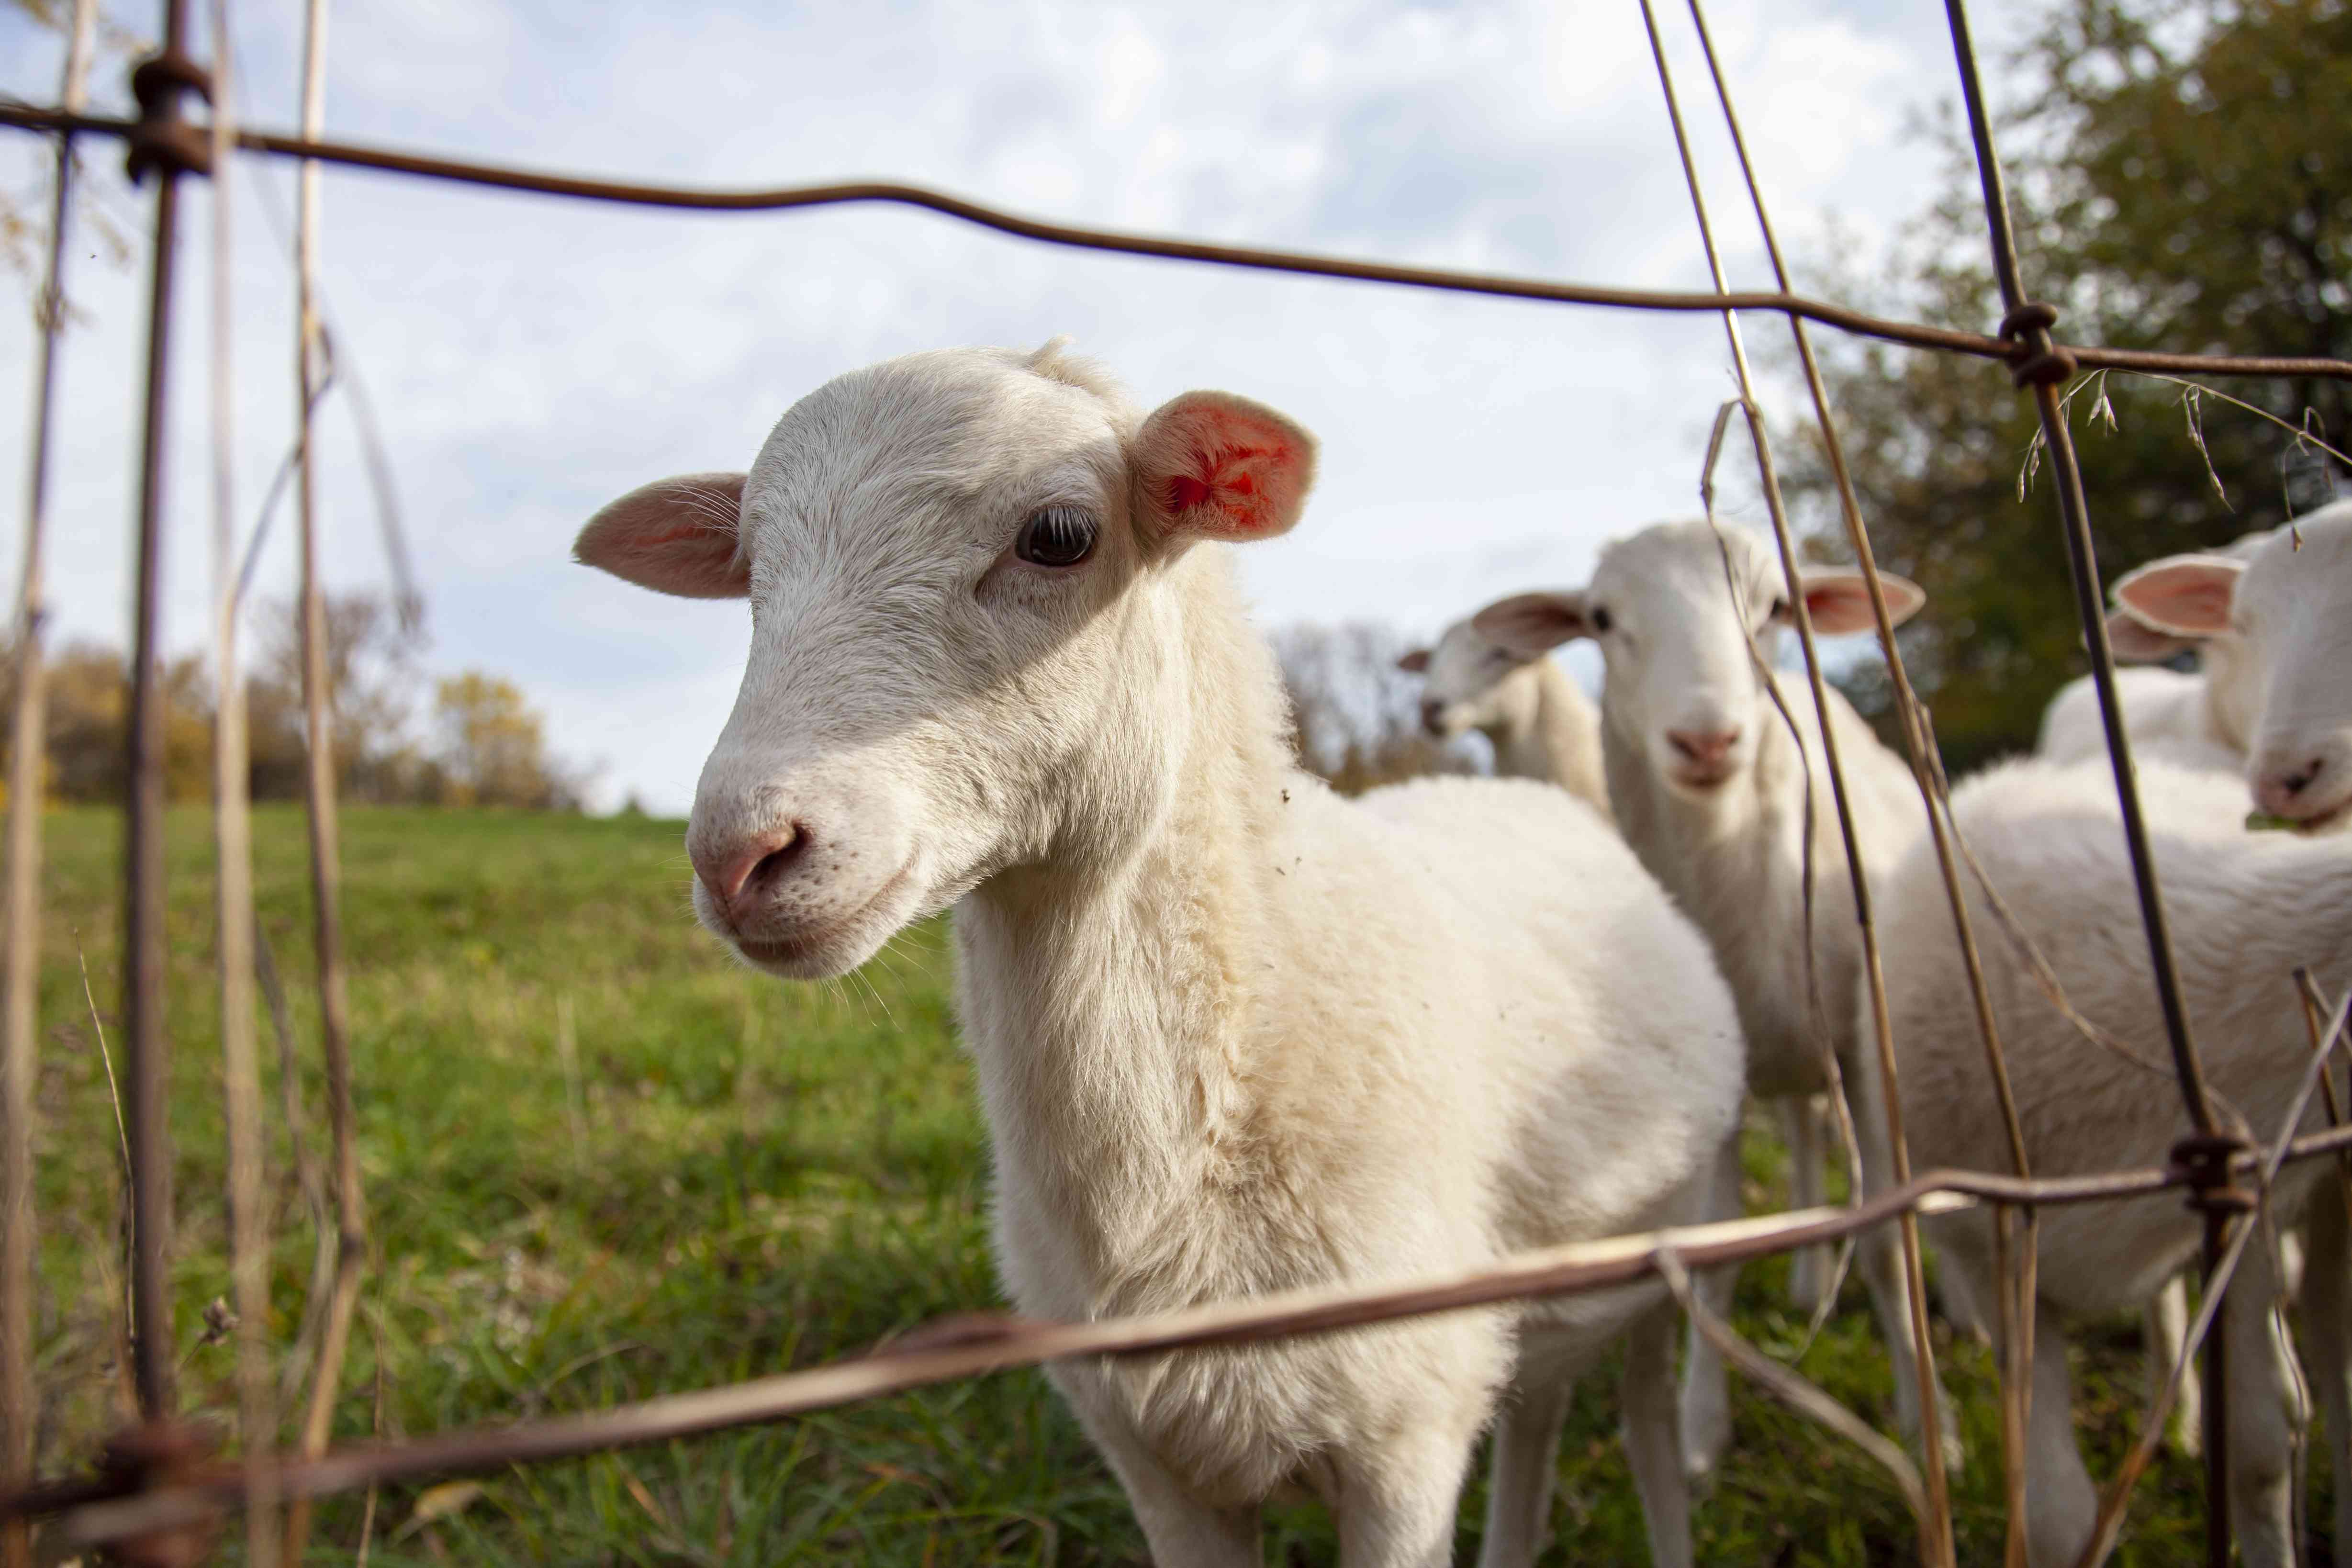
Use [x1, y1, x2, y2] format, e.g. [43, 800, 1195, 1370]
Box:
[1473, 591, 1592, 656]
[1397, 648, 1431, 674]
[2112, 553, 2244, 638]
[2105, 606, 2200, 662]
[1133, 391, 1318, 543]
[574, 473, 750, 599]
[1799, 571, 1926, 635]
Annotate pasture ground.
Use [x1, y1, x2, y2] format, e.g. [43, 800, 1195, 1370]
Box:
[25, 806, 2327, 1564]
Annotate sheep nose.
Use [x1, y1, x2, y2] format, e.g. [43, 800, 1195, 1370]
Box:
[693, 825, 809, 922]
[1667, 727, 1742, 766]
[2255, 758, 2328, 815]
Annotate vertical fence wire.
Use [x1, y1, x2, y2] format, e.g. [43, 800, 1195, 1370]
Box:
[202, 2, 280, 1561]
[282, 0, 370, 1555]
[122, 0, 198, 1425]
[1933, 4, 2237, 1560]
[1631, 7, 1956, 1561]
[2, 6, 101, 1561]
[1669, 4, 2044, 1557]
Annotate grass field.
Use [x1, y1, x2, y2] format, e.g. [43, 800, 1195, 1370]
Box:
[21, 805, 2324, 1564]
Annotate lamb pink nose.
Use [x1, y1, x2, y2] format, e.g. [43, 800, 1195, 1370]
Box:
[693, 826, 807, 920]
[1667, 727, 1741, 766]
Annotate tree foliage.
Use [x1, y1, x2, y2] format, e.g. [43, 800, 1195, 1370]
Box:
[1797, 0, 2350, 767]
[0, 594, 583, 809]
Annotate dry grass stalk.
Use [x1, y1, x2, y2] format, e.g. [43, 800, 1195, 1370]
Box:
[1, 8, 95, 1559]
[1634, 4, 1954, 1557]
[204, 8, 280, 1559]
[282, 0, 371, 1557]
[1672, 0, 2047, 1548]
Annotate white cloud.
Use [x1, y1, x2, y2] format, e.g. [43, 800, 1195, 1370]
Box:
[0, 0, 2044, 814]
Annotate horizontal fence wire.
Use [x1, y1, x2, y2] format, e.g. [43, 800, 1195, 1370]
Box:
[7, 1133, 2350, 1550]
[2, 99, 2352, 386]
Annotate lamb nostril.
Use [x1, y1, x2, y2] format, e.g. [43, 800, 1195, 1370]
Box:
[746, 830, 807, 894]
[708, 824, 808, 908]
[2282, 760, 2325, 796]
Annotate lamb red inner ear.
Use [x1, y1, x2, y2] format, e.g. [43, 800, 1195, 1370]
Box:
[1137, 392, 1318, 543]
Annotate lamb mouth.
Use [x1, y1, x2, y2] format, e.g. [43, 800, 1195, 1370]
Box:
[2290, 795, 2352, 834]
[729, 859, 917, 972]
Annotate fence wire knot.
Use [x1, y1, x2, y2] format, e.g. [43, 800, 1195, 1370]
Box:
[2169, 1131, 2257, 1214]
[1999, 300, 2078, 389]
[125, 48, 213, 183]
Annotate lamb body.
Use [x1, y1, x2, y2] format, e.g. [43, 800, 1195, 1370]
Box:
[574, 346, 1747, 1567]
[1865, 756, 2351, 1566]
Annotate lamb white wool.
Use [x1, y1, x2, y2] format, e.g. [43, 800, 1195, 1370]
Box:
[574, 344, 1746, 1568]
[1865, 755, 2351, 1568]
[1398, 617, 1613, 821]
[1475, 520, 1949, 1483]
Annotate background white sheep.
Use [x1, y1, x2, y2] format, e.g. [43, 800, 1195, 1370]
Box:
[1864, 755, 2349, 1567]
[574, 344, 1749, 1568]
[1397, 617, 1613, 820]
[1474, 518, 1950, 1482]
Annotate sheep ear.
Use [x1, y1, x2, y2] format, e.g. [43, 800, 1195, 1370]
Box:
[575, 473, 750, 599]
[1474, 591, 1591, 656]
[1799, 571, 1925, 635]
[1396, 648, 1431, 674]
[1134, 392, 1318, 544]
[2112, 553, 2244, 638]
[2105, 606, 2200, 662]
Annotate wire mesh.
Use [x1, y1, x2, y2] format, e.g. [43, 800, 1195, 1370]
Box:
[2, 0, 2351, 1560]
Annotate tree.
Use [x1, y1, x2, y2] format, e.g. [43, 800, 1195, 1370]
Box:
[246, 592, 427, 802]
[1795, 0, 2350, 767]
[431, 672, 581, 810]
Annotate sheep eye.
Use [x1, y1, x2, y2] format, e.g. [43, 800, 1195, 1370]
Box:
[1014, 506, 1098, 568]
[1591, 605, 1614, 633]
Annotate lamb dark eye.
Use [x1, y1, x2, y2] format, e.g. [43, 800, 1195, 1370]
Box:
[1014, 506, 1098, 567]
[1591, 605, 1613, 633]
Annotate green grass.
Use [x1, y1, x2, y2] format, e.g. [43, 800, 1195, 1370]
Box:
[21, 805, 2326, 1564]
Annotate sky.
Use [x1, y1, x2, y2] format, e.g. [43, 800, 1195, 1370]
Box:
[0, 0, 2039, 815]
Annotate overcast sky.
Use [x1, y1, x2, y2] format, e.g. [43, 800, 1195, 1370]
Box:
[0, 0, 2038, 814]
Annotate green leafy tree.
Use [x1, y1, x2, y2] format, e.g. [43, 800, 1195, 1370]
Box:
[1796, 0, 2351, 768]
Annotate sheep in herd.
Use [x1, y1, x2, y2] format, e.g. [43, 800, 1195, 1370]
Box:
[1863, 758, 2349, 1567]
[573, 343, 1748, 1568]
[1473, 519, 1950, 1484]
[2094, 499, 2352, 832]
[2035, 525, 2276, 772]
[2032, 515, 2342, 1457]
[1397, 618, 1614, 822]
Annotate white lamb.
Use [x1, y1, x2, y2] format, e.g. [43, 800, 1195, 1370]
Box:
[1863, 757, 2350, 1567]
[2092, 500, 2352, 832]
[1398, 619, 1614, 821]
[1473, 520, 1949, 1483]
[572, 344, 1747, 1568]
[2034, 525, 2276, 772]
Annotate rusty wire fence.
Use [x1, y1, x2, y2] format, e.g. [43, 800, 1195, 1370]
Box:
[2, 0, 2351, 1563]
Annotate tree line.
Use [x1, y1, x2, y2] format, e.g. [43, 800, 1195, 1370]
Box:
[0, 593, 585, 810]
